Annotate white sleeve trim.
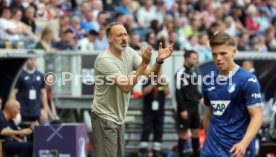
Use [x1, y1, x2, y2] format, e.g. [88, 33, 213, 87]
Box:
[247, 103, 263, 109]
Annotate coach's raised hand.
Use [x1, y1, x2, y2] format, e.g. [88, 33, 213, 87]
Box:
[141, 46, 152, 65]
[157, 42, 174, 63]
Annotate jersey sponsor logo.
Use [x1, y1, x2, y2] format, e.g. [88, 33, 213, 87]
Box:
[228, 84, 236, 93]
[210, 100, 230, 116]
[248, 78, 257, 83]
[251, 93, 261, 99]
[207, 86, 216, 91]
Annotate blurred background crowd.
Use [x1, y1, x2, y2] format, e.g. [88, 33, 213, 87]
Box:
[0, 0, 276, 57]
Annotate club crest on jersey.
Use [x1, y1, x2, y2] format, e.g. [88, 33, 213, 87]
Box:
[228, 84, 236, 93]
[211, 100, 230, 116]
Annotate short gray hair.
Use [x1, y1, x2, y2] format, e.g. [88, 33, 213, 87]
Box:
[106, 22, 123, 36]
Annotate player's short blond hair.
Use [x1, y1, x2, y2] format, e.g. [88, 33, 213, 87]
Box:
[209, 32, 236, 48]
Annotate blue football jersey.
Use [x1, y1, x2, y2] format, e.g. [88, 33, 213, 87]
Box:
[201, 65, 262, 157]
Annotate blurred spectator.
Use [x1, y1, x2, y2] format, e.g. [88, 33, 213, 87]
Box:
[91, 0, 104, 21]
[259, 0, 276, 22]
[71, 16, 85, 39]
[157, 20, 175, 44]
[237, 32, 250, 51]
[143, 32, 158, 50]
[77, 30, 98, 51]
[249, 35, 259, 51]
[94, 27, 108, 50]
[181, 35, 200, 51]
[256, 36, 268, 52]
[197, 32, 211, 60]
[116, 0, 131, 15]
[10, 0, 25, 14]
[139, 75, 170, 157]
[150, 19, 161, 35]
[230, 3, 246, 27]
[54, 29, 77, 50]
[77, 1, 92, 19]
[266, 26, 276, 52]
[35, 27, 56, 51]
[58, 14, 72, 36]
[167, 2, 180, 19]
[257, 10, 270, 32]
[81, 11, 97, 33]
[0, 99, 33, 157]
[136, 0, 157, 27]
[183, 17, 201, 37]
[224, 16, 238, 36]
[242, 59, 256, 74]
[0, 7, 21, 43]
[11, 8, 36, 40]
[129, 32, 141, 50]
[21, 6, 36, 33]
[155, 0, 166, 26]
[46, 14, 71, 41]
[11, 51, 53, 124]
[208, 21, 225, 37]
[93, 11, 107, 32]
[245, 4, 260, 32]
[169, 32, 180, 50]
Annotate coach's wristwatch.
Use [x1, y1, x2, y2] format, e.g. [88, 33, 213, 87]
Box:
[156, 57, 164, 64]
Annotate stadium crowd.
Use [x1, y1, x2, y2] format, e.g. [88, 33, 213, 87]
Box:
[0, 0, 276, 56]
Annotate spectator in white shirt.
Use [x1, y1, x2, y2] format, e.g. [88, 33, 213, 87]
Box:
[77, 30, 98, 51]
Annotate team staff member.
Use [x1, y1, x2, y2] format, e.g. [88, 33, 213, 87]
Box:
[139, 75, 170, 157]
[175, 50, 203, 157]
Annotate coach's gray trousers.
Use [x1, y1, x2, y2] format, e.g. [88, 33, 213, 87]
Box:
[91, 113, 125, 157]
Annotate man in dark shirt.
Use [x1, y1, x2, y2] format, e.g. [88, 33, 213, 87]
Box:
[0, 99, 33, 157]
[11, 51, 51, 123]
[139, 75, 170, 157]
[175, 50, 203, 157]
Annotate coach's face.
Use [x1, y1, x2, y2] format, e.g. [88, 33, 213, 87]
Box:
[211, 44, 236, 72]
[108, 25, 128, 52]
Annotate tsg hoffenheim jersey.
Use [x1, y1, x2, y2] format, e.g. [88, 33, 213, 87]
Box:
[201, 65, 262, 157]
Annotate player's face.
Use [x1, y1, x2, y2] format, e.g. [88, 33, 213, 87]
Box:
[211, 44, 236, 73]
[109, 25, 128, 52]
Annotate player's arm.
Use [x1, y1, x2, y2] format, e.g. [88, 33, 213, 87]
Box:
[230, 106, 262, 157]
[143, 43, 174, 79]
[203, 106, 211, 134]
[231, 77, 263, 157]
[241, 106, 262, 146]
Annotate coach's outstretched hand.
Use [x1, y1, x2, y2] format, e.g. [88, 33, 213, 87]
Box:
[157, 42, 174, 62]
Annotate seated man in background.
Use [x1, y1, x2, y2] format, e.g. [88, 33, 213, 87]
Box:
[0, 99, 33, 157]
